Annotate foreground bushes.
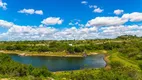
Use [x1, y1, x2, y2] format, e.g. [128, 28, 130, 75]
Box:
[57, 67, 141, 80]
[0, 54, 52, 77]
[139, 62, 142, 70]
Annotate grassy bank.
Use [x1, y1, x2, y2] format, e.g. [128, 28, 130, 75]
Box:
[0, 50, 105, 57]
[53, 50, 142, 80]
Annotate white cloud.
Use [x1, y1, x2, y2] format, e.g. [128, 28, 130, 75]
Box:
[0, 19, 98, 40]
[78, 24, 85, 27]
[0, 19, 59, 40]
[86, 12, 142, 28]
[18, 9, 43, 15]
[0, 0, 7, 10]
[18, 9, 35, 14]
[89, 5, 97, 8]
[0, 21, 142, 40]
[114, 9, 124, 15]
[7, 25, 58, 40]
[1, 12, 142, 40]
[68, 19, 84, 27]
[41, 17, 63, 25]
[86, 17, 128, 27]
[0, 20, 14, 28]
[99, 25, 142, 38]
[122, 12, 142, 22]
[81, 1, 88, 5]
[8, 25, 57, 35]
[69, 22, 74, 26]
[88, 4, 103, 13]
[35, 10, 43, 15]
[54, 27, 98, 40]
[93, 8, 103, 13]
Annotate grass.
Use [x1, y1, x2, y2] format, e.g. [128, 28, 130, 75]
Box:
[53, 69, 101, 79]
[109, 50, 140, 70]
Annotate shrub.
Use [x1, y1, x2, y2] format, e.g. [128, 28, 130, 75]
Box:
[110, 61, 123, 68]
[138, 62, 142, 70]
[0, 54, 52, 77]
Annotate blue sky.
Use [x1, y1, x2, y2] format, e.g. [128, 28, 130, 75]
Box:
[0, 0, 142, 40]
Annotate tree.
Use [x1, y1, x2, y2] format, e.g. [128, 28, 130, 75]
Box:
[67, 46, 74, 54]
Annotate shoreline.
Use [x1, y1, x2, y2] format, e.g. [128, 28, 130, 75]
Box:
[103, 54, 111, 70]
[1, 50, 109, 73]
[0, 50, 99, 57]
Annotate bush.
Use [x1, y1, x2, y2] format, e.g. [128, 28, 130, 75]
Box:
[138, 62, 142, 70]
[110, 61, 123, 68]
[135, 55, 142, 60]
[74, 46, 84, 53]
[0, 54, 52, 77]
[67, 46, 74, 54]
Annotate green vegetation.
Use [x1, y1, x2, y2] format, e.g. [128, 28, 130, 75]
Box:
[0, 35, 142, 80]
[0, 54, 52, 79]
[0, 35, 136, 54]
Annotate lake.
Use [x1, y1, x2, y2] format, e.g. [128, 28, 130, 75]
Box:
[10, 54, 106, 72]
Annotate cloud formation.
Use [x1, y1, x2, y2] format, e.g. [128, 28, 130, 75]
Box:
[122, 12, 142, 22]
[35, 10, 43, 15]
[89, 5, 97, 8]
[88, 5, 103, 13]
[93, 8, 104, 13]
[81, 1, 88, 5]
[81, 1, 103, 13]
[69, 19, 84, 27]
[114, 9, 124, 15]
[0, 0, 7, 10]
[0, 20, 14, 28]
[1, 12, 142, 41]
[41, 17, 63, 25]
[1, 24, 142, 41]
[86, 17, 128, 27]
[18, 9, 43, 15]
[86, 12, 142, 27]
